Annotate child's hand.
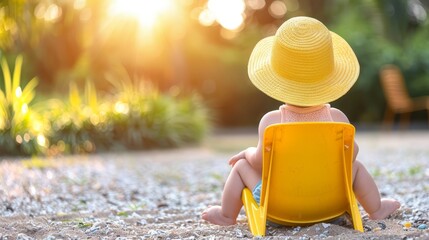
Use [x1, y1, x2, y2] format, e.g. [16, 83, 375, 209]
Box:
[228, 151, 245, 167]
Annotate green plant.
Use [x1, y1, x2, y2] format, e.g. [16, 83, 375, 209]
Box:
[43, 74, 210, 155]
[1, 54, 210, 156]
[45, 80, 113, 154]
[106, 74, 210, 149]
[0, 54, 46, 155]
[408, 165, 423, 176]
[327, 0, 429, 122]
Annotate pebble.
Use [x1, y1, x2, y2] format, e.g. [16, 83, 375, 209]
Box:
[292, 226, 301, 235]
[322, 223, 330, 229]
[148, 229, 158, 235]
[139, 219, 148, 225]
[16, 234, 33, 240]
[235, 229, 244, 238]
[85, 225, 100, 234]
[403, 222, 412, 228]
[418, 224, 428, 230]
[377, 222, 387, 230]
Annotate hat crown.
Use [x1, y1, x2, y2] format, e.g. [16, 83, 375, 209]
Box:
[271, 17, 334, 83]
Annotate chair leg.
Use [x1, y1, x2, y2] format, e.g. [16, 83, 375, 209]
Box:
[399, 112, 410, 129]
[349, 204, 364, 232]
[242, 188, 267, 236]
[383, 109, 394, 129]
[427, 110, 429, 127]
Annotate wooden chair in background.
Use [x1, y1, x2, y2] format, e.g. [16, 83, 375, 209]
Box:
[379, 64, 429, 127]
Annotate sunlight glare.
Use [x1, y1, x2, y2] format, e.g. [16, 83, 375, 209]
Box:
[15, 87, 22, 98]
[114, 101, 129, 114]
[199, 8, 216, 26]
[21, 104, 28, 114]
[206, 0, 245, 30]
[37, 134, 47, 147]
[109, 0, 173, 30]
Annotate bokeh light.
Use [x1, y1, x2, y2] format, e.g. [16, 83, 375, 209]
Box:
[199, 0, 246, 31]
[108, 0, 174, 30]
[247, 0, 266, 10]
[34, 2, 62, 22]
[269, 0, 287, 19]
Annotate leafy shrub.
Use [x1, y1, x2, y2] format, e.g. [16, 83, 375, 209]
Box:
[0, 55, 210, 156]
[44, 81, 113, 155]
[42, 77, 210, 155]
[0, 55, 47, 156]
[106, 77, 210, 149]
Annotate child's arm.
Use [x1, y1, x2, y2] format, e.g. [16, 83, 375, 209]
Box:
[228, 147, 256, 167]
[330, 108, 359, 161]
[229, 110, 280, 172]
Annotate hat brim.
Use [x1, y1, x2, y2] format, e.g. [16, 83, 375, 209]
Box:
[248, 32, 360, 106]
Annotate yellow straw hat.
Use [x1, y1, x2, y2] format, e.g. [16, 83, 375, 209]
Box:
[248, 16, 360, 106]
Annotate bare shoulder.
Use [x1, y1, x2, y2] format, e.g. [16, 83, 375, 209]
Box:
[329, 107, 350, 123]
[259, 110, 281, 132]
[261, 110, 281, 125]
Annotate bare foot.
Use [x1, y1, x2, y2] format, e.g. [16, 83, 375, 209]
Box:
[368, 198, 401, 220]
[201, 206, 236, 226]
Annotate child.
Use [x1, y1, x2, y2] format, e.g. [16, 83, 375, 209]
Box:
[201, 16, 400, 226]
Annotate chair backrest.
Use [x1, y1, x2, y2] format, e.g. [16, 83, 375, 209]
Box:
[379, 64, 413, 112]
[260, 122, 355, 225]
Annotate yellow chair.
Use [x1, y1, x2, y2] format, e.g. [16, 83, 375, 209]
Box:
[242, 122, 363, 236]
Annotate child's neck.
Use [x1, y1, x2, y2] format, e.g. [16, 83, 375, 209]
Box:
[286, 103, 325, 109]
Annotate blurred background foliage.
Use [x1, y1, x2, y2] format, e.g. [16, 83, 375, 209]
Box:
[0, 0, 429, 155]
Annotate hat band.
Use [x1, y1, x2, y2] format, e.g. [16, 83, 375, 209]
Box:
[270, 34, 335, 83]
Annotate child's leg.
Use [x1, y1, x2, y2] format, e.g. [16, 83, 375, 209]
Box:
[353, 160, 400, 219]
[202, 159, 261, 225]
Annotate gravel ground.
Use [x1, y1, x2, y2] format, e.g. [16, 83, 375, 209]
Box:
[0, 130, 428, 239]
